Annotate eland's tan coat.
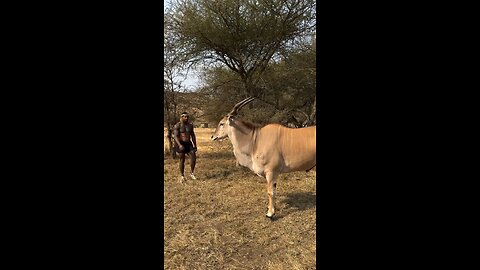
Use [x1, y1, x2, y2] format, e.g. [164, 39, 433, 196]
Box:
[211, 97, 316, 218]
[164, 128, 171, 158]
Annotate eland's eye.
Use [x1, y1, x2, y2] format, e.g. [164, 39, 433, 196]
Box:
[220, 123, 224, 126]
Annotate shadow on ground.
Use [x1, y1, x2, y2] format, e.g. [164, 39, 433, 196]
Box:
[273, 192, 316, 220]
[199, 151, 235, 159]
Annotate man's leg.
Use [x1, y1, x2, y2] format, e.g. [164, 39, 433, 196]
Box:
[189, 151, 196, 180]
[179, 152, 186, 182]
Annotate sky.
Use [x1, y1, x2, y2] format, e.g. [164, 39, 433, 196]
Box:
[182, 72, 201, 90]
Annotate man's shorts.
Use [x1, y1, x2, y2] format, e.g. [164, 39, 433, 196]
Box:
[175, 141, 194, 154]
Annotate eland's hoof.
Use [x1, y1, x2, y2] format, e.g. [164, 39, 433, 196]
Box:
[266, 213, 275, 219]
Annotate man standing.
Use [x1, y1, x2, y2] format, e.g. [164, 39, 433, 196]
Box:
[173, 112, 197, 182]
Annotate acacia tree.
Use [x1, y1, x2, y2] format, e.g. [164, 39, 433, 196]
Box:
[195, 67, 246, 124]
[195, 33, 316, 127]
[166, 0, 316, 98]
[260, 35, 316, 126]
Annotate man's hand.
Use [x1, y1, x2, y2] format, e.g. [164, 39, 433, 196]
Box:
[193, 146, 197, 152]
[179, 145, 185, 151]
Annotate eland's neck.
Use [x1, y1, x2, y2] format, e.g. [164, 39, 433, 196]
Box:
[228, 121, 256, 155]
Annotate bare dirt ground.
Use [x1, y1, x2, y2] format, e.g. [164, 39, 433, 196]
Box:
[164, 128, 316, 270]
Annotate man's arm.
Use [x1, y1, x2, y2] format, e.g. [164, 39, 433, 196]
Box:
[190, 126, 197, 149]
[173, 124, 182, 147]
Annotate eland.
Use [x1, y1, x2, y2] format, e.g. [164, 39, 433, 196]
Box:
[164, 128, 171, 159]
[211, 97, 316, 218]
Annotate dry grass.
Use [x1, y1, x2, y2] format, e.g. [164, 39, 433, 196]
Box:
[164, 128, 316, 270]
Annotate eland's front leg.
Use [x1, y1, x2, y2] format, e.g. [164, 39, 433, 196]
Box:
[265, 171, 278, 218]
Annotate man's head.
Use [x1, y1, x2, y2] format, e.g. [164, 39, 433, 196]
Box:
[180, 112, 189, 123]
